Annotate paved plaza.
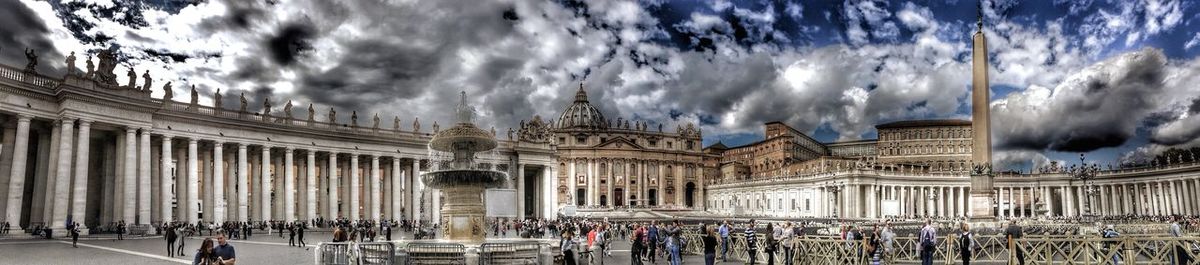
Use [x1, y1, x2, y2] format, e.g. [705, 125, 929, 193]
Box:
[0, 231, 728, 264]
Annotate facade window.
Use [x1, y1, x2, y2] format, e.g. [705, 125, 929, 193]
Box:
[576, 136, 586, 144]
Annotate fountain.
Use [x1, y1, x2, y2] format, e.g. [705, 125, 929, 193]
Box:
[421, 91, 508, 242]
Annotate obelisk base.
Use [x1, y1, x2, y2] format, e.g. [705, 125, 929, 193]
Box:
[969, 173, 996, 221]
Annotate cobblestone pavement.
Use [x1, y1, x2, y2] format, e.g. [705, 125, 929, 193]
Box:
[0, 230, 741, 264]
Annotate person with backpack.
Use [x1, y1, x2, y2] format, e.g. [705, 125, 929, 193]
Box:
[1101, 225, 1121, 264]
[958, 222, 974, 265]
[919, 219, 937, 265]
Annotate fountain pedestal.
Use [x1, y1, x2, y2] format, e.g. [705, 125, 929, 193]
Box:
[439, 185, 487, 242]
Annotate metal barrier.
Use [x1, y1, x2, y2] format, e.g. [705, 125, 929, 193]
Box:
[356, 242, 396, 265]
[407, 242, 466, 265]
[317, 242, 354, 265]
[479, 242, 540, 265]
[682, 232, 1200, 264]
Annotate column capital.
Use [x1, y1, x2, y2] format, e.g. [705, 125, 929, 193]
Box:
[188, 138, 199, 144]
[76, 119, 92, 126]
[237, 142, 248, 148]
[16, 113, 34, 121]
[125, 126, 138, 133]
[285, 146, 295, 152]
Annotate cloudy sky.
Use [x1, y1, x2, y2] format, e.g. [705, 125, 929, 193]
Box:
[2, 0, 1199, 171]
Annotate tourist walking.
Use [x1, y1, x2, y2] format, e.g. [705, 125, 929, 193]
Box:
[1170, 218, 1191, 265]
[1101, 225, 1121, 264]
[177, 225, 188, 256]
[1005, 220, 1024, 265]
[746, 220, 759, 265]
[958, 222, 974, 265]
[630, 223, 644, 265]
[719, 220, 731, 262]
[288, 224, 296, 247]
[703, 226, 718, 265]
[780, 222, 794, 265]
[919, 219, 937, 265]
[214, 233, 237, 265]
[666, 221, 682, 265]
[297, 223, 307, 247]
[647, 222, 659, 264]
[167, 224, 178, 257]
[561, 231, 577, 265]
[765, 223, 778, 265]
[117, 220, 126, 240]
[70, 222, 80, 248]
[193, 238, 220, 265]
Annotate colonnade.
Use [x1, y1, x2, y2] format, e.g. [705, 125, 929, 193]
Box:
[1, 115, 425, 232]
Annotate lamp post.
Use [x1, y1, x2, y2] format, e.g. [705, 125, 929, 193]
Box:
[1069, 153, 1100, 216]
[828, 182, 842, 218]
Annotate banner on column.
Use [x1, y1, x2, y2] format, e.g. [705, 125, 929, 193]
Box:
[486, 189, 517, 218]
[880, 200, 900, 217]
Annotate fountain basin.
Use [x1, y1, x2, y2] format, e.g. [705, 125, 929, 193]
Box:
[421, 169, 507, 189]
[428, 123, 497, 153]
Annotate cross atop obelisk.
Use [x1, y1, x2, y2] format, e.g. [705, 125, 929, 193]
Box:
[969, 0, 996, 220]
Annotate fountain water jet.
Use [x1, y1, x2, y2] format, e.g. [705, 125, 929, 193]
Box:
[421, 91, 507, 242]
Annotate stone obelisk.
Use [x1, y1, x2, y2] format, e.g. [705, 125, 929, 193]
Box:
[968, 4, 996, 221]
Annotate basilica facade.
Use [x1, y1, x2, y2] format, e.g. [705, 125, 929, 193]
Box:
[551, 86, 709, 212]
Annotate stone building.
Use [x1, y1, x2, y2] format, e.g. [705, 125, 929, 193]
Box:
[0, 53, 557, 235]
[552, 85, 710, 211]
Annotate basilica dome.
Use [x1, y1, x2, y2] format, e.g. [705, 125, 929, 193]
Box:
[555, 84, 608, 130]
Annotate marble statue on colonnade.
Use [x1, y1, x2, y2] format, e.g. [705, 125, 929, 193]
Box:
[85, 54, 94, 78]
[65, 51, 76, 75]
[162, 82, 173, 101]
[142, 70, 152, 91]
[214, 89, 223, 109]
[126, 67, 136, 88]
[263, 97, 272, 116]
[24, 48, 38, 72]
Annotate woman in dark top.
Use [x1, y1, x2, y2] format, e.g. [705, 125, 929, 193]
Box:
[703, 227, 719, 265]
[193, 238, 220, 265]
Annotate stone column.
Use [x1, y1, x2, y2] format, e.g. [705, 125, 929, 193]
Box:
[328, 152, 339, 219]
[70, 120, 91, 230]
[4, 115, 32, 229]
[50, 119, 75, 231]
[517, 163, 525, 218]
[186, 138, 199, 224]
[160, 136, 173, 222]
[898, 186, 906, 216]
[938, 186, 946, 217]
[119, 127, 138, 223]
[283, 147, 295, 222]
[260, 146, 271, 221]
[371, 155, 381, 220]
[567, 160, 576, 206]
[212, 141, 225, 223]
[136, 129, 151, 224]
[1194, 179, 1200, 214]
[411, 159, 421, 222]
[312, 149, 321, 221]
[237, 144, 248, 222]
[350, 154, 360, 220]
[391, 157, 402, 221]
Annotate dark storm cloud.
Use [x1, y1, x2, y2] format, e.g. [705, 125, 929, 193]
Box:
[994, 48, 1168, 152]
[295, 39, 441, 112]
[0, 0, 65, 76]
[265, 21, 316, 66]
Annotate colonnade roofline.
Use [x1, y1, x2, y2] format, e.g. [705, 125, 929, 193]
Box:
[0, 62, 556, 160]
